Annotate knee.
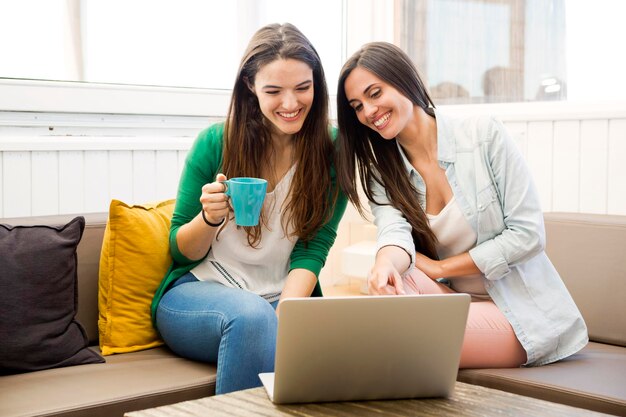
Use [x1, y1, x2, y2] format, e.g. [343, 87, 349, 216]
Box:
[229, 294, 277, 334]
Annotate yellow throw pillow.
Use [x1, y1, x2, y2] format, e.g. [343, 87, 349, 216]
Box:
[98, 199, 175, 355]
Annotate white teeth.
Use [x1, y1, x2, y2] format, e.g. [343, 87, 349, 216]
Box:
[279, 110, 300, 118]
[374, 112, 390, 127]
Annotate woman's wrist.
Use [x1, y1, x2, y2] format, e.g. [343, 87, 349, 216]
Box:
[437, 253, 480, 278]
[434, 259, 445, 279]
[201, 209, 225, 227]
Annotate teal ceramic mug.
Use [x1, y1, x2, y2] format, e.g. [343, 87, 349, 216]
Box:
[223, 177, 268, 226]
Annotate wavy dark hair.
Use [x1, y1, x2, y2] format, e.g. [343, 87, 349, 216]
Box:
[222, 23, 336, 247]
[336, 42, 438, 259]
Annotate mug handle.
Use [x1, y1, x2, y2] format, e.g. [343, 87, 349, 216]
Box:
[221, 179, 231, 197]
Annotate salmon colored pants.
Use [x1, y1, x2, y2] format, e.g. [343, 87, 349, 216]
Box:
[403, 269, 527, 368]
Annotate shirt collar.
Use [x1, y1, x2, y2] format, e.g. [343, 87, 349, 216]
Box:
[434, 108, 456, 163]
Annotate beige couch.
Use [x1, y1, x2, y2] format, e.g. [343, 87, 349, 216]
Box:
[1, 212, 625, 416]
[458, 212, 626, 416]
[0, 213, 217, 417]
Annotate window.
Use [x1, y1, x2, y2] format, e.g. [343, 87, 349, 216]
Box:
[2, 0, 624, 114]
[0, 0, 358, 115]
[0, 0, 344, 91]
[0, 0, 75, 82]
[396, 0, 626, 104]
[79, 0, 240, 89]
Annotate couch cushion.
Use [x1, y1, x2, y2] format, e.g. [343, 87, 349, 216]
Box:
[0, 216, 104, 374]
[458, 342, 626, 416]
[0, 213, 108, 345]
[98, 199, 175, 355]
[544, 212, 626, 347]
[0, 346, 216, 417]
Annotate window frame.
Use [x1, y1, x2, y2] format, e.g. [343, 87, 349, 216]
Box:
[0, 78, 231, 117]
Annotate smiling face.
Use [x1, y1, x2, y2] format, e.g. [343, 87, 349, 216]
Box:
[252, 58, 314, 138]
[343, 66, 414, 140]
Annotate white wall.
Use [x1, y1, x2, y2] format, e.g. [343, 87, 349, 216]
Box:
[0, 111, 209, 217]
[447, 102, 626, 215]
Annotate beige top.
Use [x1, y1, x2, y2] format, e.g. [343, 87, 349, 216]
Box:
[190, 165, 297, 303]
[427, 196, 490, 299]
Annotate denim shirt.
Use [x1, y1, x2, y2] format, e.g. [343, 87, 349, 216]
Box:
[369, 109, 588, 366]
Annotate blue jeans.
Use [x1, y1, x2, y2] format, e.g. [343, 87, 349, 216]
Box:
[156, 273, 278, 394]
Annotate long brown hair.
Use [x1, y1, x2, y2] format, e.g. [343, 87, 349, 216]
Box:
[222, 23, 336, 247]
[336, 42, 438, 259]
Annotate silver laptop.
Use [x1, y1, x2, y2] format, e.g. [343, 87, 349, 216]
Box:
[259, 293, 470, 404]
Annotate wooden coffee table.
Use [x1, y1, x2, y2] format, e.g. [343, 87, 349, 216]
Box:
[125, 381, 609, 416]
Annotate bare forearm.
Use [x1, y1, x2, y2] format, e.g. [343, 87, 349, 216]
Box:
[177, 174, 229, 261]
[176, 213, 219, 261]
[279, 269, 317, 300]
[415, 251, 480, 280]
[277, 269, 317, 316]
[440, 252, 481, 277]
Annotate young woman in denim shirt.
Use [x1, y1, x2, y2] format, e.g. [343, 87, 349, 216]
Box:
[336, 42, 587, 367]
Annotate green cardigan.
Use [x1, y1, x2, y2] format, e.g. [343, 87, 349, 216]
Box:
[150, 122, 348, 324]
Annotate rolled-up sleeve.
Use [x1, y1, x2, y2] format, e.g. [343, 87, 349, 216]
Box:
[369, 176, 416, 270]
[469, 118, 545, 280]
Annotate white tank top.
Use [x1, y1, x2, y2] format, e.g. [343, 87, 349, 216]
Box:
[427, 196, 490, 299]
[190, 165, 297, 302]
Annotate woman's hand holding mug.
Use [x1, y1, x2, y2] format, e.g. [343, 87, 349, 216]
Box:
[200, 173, 230, 226]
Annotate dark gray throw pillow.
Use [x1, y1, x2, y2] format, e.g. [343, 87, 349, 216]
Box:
[0, 216, 104, 374]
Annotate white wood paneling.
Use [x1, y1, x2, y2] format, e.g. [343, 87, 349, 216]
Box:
[0, 135, 196, 152]
[83, 151, 110, 213]
[608, 119, 626, 215]
[59, 151, 85, 214]
[0, 142, 197, 216]
[503, 121, 528, 157]
[1, 108, 626, 219]
[109, 151, 133, 204]
[132, 151, 157, 204]
[31, 151, 59, 216]
[2, 152, 31, 217]
[552, 121, 580, 212]
[156, 151, 179, 202]
[580, 120, 609, 214]
[526, 121, 554, 211]
[178, 150, 188, 178]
